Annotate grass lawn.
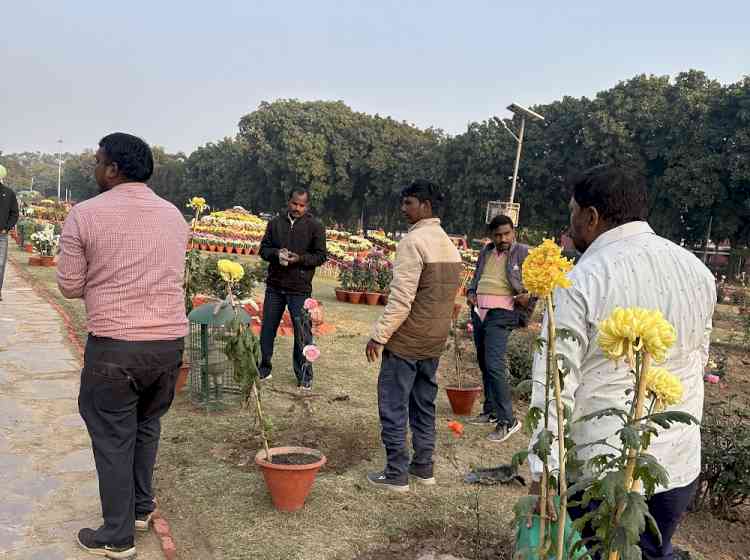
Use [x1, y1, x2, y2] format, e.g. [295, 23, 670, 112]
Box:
[9, 243, 750, 559]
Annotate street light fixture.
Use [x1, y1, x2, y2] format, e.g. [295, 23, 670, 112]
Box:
[505, 103, 544, 205]
[56, 139, 63, 200]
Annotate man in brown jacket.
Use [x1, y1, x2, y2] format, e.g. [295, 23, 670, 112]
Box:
[365, 179, 463, 492]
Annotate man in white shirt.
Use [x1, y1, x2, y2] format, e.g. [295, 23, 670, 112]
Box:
[527, 165, 715, 559]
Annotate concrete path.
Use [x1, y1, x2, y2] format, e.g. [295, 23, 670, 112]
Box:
[0, 264, 162, 559]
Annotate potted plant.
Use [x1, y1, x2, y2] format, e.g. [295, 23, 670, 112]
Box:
[347, 260, 364, 304]
[444, 318, 482, 415]
[335, 266, 351, 302]
[30, 225, 59, 266]
[363, 265, 381, 305]
[376, 262, 393, 305]
[219, 260, 326, 512]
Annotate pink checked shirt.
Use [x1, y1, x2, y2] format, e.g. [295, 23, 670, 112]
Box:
[57, 183, 189, 341]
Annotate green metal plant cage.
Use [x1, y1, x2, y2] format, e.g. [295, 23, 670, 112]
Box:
[187, 302, 251, 408]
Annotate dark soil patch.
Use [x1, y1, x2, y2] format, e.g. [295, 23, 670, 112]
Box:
[352, 522, 513, 560]
[271, 452, 319, 465]
[211, 417, 379, 474]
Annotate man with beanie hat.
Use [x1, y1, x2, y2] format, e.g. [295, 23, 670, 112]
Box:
[0, 165, 20, 301]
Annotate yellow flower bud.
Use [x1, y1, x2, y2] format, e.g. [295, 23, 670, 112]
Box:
[643, 367, 683, 411]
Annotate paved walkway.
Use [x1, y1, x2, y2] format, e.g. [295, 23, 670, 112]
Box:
[0, 263, 161, 559]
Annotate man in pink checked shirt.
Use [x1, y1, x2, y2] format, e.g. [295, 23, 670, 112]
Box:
[465, 214, 535, 443]
[57, 133, 188, 560]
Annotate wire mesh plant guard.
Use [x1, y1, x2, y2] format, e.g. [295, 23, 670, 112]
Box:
[486, 200, 520, 226]
[187, 302, 251, 408]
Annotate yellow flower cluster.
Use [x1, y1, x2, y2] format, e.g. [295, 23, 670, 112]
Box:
[521, 239, 574, 297]
[643, 367, 684, 411]
[598, 308, 677, 363]
[187, 196, 208, 211]
[217, 259, 245, 283]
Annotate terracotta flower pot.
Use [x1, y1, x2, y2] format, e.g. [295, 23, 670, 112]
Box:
[24, 243, 34, 253]
[176, 362, 190, 393]
[255, 446, 326, 512]
[28, 255, 42, 266]
[40, 255, 55, 267]
[347, 291, 363, 304]
[445, 386, 482, 416]
[365, 292, 381, 305]
[208, 245, 216, 252]
[334, 288, 347, 302]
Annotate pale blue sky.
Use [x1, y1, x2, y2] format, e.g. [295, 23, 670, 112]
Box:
[2, 0, 748, 155]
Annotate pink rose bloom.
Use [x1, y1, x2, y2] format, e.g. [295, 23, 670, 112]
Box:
[466, 323, 474, 334]
[303, 298, 319, 311]
[303, 344, 321, 362]
[704, 373, 720, 384]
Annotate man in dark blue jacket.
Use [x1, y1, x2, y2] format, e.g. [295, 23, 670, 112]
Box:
[259, 188, 327, 389]
[0, 166, 19, 301]
[466, 214, 534, 442]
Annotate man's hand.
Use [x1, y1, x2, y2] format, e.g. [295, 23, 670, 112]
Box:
[466, 292, 477, 307]
[514, 293, 531, 308]
[286, 252, 300, 264]
[365, 339, 383, 363]
[526, 480, 558, 528]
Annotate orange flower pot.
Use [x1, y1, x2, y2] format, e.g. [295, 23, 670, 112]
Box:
[445, 386, 482, 416]
[346, 291, 363, 304]
[40, 255, 55, 267]
[24, 243, 34, 253]
[28, 255, 42, 266]
[255, 447, 326, 512]
[365, 292, 381, 305]
[208, 245, 216, 252]
[176, 362, 190, 393]
[334, 288, 347, 302]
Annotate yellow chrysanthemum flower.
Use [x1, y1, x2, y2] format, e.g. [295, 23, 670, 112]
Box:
[642, 367, 683, 411]
[187, 196, 208, 211]
[521, 239, 574, 297]
[217, 259, 245, 283]
[598, 307, 676, 363]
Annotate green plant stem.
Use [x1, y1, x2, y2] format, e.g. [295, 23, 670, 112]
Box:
[251, 380, 271, 461]
[539, 298, 553, 556]
[546, 294, 567, 560]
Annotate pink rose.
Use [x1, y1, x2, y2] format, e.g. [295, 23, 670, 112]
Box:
[466, 323, 474, 334]
[303, 298, 319, 311]
[704, 374, 720, 384]
[303, 344, 321, 362]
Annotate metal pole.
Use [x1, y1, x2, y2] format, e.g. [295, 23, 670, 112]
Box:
[702, 215, 713, 264]
[509, 116, 526, 204]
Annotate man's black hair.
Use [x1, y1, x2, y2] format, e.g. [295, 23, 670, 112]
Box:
[400, 179, 444, 210]
[98, 133, 154, 182]
[488, 214, 514, 231]
[287, 188, 310, 201]
[570, 164, 648, 227]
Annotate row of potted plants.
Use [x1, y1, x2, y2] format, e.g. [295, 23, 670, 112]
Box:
[334, 257, 393, 305]
[190, 236, 261, 255]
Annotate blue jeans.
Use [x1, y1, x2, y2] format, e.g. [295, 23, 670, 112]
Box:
[471, 307, 518, 425]
[259, 286, 311, 386]
[377, 349, 439, 481]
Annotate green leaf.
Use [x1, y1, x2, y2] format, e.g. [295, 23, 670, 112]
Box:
[647, 411, 700, 429]
[532, 429, 554, 462]
[513, 450, 530, 468]
[618, 425, 641, 449]
[620, 491, 648, 542]
[576, 408, 628, 424]
[523, 407, 544, 436]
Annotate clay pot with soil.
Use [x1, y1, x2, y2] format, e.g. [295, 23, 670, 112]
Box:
[444, 319, 482, 416]
[334, 288, 347, 302]
[365, 292, 381, 305]
[346, 291, 363, 304]
[255, 446, 327, 512]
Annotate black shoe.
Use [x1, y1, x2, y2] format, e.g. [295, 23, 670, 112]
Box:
[487, 418, 522, 443]
[77, 528, 136, 559]
[300, 378, 312, 392]
[366, 471, 409, 493]
[468, 413, 497, 425]
[259, 370, 272, 381]
[408, 464, 436, 486]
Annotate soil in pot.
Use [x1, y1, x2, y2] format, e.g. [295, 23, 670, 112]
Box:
[255, 446, 327, 512]
[445, 386, 482, 416]
[271, 452, 320, 465]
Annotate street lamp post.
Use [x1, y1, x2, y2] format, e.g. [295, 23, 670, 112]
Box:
[505, 103, 545, 204]
[57, 139, 63, 200]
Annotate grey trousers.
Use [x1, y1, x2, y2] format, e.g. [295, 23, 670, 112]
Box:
[0, 233, 8, 295]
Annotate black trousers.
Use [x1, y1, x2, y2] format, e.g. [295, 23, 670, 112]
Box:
[78, 334, 183, 546]
[569, 478, 698, 560]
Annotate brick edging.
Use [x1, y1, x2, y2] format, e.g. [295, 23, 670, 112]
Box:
[8, 253, 180, 560]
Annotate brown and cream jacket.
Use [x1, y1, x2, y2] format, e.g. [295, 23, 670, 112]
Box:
[371, 218, 463, 360]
